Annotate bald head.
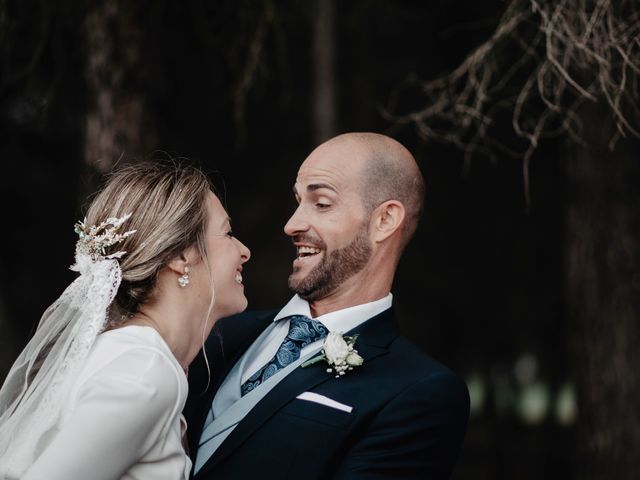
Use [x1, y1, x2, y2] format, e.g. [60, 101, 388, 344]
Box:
[320, 132, 425, 246]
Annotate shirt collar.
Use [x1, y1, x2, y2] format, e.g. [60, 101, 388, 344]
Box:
[273, 294, 312, 321]
[273, 293, 393, 333]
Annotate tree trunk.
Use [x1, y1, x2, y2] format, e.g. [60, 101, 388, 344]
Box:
[565, 104, 640, 478]
[312, 0, 336, 144]
[84, 0, 156, 173]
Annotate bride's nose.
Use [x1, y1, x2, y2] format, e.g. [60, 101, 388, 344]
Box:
[236, 238, 250, 262]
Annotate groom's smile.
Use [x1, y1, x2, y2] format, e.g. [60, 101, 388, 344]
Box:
[284, 138, 375, 303]
[296, 245, 322, 257]
[291, 235, 326, 275]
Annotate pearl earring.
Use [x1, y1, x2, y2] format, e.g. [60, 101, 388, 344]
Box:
[178, 267, 190, 288]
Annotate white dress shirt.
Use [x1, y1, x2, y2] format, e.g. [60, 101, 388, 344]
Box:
[240, 293, 393, 384]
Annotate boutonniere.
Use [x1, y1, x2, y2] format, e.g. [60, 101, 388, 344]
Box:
[301, 331, 364, 377]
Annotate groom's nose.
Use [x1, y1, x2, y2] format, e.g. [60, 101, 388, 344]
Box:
[284, 205, 309, 236]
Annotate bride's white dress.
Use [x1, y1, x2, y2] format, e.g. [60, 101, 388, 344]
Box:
[19, 325, 191, 480]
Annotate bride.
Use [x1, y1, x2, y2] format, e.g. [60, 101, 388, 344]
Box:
[0, 162, 250, 479]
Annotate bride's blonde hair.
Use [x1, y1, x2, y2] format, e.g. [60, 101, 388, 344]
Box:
[85, 161, 212, 326]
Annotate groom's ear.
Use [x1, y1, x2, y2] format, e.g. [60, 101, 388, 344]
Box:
[370, 200, 405, 243]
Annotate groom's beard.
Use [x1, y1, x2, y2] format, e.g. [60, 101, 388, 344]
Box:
[289, 226, 372, 302]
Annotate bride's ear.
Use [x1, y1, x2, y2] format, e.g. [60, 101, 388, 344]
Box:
[167, 247, 197, 275]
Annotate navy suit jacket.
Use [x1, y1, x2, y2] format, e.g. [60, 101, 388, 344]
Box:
[184, 308, 469, 479]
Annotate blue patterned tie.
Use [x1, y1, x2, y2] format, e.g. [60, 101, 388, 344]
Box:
[241, 315, 328, 396]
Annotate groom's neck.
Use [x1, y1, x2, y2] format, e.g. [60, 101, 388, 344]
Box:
[308, 267, 392, 317]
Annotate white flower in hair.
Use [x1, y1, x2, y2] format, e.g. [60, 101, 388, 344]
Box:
[72, 213, 137, 263]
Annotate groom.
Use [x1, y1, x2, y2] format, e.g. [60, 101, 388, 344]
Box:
[184, 132, 469, 479]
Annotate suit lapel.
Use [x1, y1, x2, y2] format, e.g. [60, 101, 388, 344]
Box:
[195, 308, 399, 476]
[187, 311, 276, 458]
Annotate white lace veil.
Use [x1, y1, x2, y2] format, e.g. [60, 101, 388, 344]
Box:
[0, 215, 133, 476]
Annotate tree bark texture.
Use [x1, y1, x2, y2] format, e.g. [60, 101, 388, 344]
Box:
[84, 0, 156, 172]
[565, 104, 640, 478]
[312, 0, 336, 144]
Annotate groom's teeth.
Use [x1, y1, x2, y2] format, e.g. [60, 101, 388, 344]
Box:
[235, 272, 243, 284]
[297, 246, 321, 256]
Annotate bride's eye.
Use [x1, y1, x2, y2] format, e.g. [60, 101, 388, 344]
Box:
[226, 230, 235, 238]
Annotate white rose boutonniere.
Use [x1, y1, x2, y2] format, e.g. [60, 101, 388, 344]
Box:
[301, 332, 364, 377]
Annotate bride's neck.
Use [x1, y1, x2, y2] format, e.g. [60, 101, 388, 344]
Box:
[125, 303, 209, 371]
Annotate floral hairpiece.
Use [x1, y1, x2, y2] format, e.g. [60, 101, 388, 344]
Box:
[74, 213, 137, 261]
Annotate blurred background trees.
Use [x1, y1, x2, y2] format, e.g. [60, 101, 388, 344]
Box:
[392, 1, 640, 477]
[2, 1, 638, 478]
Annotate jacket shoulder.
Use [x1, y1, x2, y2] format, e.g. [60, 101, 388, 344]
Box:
[206, 309, 277, 351]
[382, 335, 468, 400]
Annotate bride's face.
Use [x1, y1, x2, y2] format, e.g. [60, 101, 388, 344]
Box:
[194, 192, 251, 321]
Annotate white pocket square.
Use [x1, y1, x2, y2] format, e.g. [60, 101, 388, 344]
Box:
[296, 392, 353, 413]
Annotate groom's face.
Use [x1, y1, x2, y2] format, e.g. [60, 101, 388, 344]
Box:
[284, 140, 373, 301]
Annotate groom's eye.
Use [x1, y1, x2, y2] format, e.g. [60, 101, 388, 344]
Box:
[315, 203, 330, 209]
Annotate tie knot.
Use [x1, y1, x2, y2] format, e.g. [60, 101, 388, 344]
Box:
[286, 315, 328, 347]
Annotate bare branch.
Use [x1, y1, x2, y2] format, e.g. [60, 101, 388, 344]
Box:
[388, 0, 640, 205]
